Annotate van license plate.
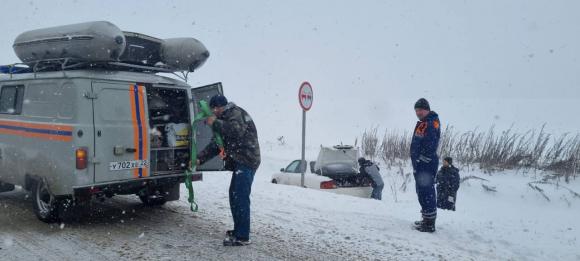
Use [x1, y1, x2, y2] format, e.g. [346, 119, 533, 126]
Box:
[109, 160, 150, 171]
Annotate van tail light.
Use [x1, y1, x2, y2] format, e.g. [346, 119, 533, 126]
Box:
[320, 180, 337, 189]
[76, 147, 88, 170]
[89, 187, 101, 194]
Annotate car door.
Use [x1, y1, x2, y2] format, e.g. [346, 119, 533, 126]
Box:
[282, 160, 301, 185]
[191, 82, 225, 171]
[92, 82, 150, 183]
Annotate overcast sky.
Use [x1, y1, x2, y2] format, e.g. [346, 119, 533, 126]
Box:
[1, 0, 579, 148]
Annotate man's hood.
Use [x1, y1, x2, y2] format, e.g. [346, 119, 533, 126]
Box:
[423, 111, 439, 122]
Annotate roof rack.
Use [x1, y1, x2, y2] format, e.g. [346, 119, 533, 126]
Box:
[1, 59, 192, 82]
[1, 58, 175, 74]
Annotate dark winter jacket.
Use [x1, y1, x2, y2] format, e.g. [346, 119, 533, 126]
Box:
[436, 165, 460, 211]
[198, 103, 261, 170]
[359, 160, 384, 188]
[410, 111, 441, 171]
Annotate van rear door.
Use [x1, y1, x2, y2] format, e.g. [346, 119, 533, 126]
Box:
[91, 82, 150, 183]
[191, 82, 225, 171]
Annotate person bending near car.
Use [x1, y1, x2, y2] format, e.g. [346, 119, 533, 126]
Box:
[358, 157, 384, 200]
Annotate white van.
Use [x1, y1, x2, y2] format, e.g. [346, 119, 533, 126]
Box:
[0, 21, 224, 222]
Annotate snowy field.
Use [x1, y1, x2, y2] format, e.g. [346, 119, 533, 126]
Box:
[1, 145, 578, 261]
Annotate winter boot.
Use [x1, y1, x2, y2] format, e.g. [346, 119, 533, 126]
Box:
[413, 220, 424, 227]
[415, 218, 436, 233]
[223, 237, 252, 246]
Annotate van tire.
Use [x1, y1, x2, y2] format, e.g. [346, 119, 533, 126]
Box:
[139, 194, 167, 206]
[31, 179, 59, 223]
[0, 182, 15, 193]
[271, 179, 278, 184]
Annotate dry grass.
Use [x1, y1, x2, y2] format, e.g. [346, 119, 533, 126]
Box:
[361, 125, 580, 182]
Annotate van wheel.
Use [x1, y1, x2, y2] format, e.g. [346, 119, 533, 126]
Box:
[32, 179, 58, 223]
[271, 179, 278, 184]
[139, 194, 167, 206]
[0, 182, 15, 193]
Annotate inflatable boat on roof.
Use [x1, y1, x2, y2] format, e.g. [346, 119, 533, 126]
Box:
[10, 21, 209, 73]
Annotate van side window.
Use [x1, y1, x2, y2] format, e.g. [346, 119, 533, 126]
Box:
[0, 85, 24, 114]
[23, 83, 74, 119]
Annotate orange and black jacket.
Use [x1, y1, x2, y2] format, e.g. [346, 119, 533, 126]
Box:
[410, 111, 441, 169]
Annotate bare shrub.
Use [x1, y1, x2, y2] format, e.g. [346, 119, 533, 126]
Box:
[380, 129, 410, 166]
[366, 124, 580, 181]
[361, 126, 380, 161]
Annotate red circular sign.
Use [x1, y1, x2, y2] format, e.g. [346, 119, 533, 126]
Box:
[298, 81, 313, 111]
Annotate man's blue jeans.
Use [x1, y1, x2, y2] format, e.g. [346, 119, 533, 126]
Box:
[229, 164, 256, 240]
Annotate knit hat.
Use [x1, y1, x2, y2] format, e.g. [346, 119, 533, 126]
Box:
[414, 98, 430, 111]
[358, 157, 367, 165]
[444, 157, 453, 165]
[209, 95, 228, 108]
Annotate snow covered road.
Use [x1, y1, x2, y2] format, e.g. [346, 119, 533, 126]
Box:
[0, 187, 347, 261]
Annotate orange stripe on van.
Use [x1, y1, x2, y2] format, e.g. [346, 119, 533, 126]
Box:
[0, 120, 73, 132]
[138, 85, 149, 177]
[0, 120, 73, 142]
[0, 128, 73, 142]
[129, 85, 140, 178]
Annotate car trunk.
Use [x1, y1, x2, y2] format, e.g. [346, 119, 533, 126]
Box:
[312, 147, 370, 187]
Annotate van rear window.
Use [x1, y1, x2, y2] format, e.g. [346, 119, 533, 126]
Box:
[0, 85, 24, 114]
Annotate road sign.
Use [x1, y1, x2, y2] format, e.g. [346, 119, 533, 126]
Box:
[298, 82, 313, 111]
[299, 81, 313, 187]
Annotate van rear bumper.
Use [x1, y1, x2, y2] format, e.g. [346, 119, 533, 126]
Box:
[73, 172, 202, 198]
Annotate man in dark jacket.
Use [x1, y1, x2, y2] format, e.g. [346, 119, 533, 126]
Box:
[410, 98, 441, 233]
[358, 157, 384, 200]
[197, 95, 261, 246]
[436, 157, 460, 211]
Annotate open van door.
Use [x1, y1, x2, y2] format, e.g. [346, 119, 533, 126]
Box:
[191, 82, 225, 171]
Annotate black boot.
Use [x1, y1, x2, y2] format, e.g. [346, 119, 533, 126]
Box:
[415, 218, 436, 233]
[223, 237, 252, 246]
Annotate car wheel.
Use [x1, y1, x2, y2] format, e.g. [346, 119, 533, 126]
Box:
[271, 179, 278, 184]
[32, 179, 58, 223]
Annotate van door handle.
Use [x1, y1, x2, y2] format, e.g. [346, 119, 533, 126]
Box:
[113, 146, 135, 155]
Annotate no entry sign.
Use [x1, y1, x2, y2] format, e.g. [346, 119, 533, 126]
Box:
[298, 81, 313, 187]
[298, 82, 313, 111]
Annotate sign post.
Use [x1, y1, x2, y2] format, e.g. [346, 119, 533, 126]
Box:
[298, 82, 313, 187]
